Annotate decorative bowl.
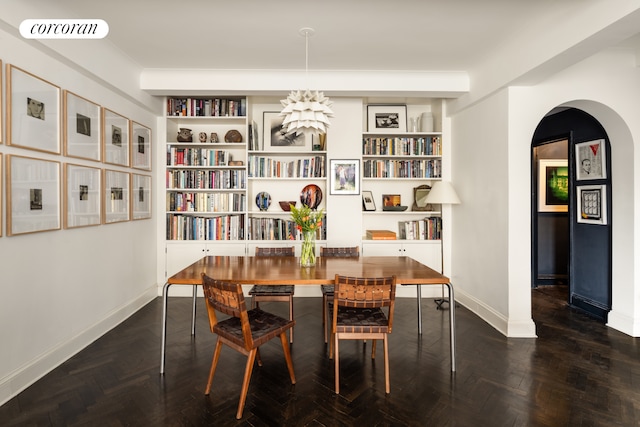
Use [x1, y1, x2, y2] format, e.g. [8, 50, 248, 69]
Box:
[279, 201, 296, 211]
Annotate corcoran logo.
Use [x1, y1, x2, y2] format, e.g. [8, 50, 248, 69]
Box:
[19, 19, 109, 39]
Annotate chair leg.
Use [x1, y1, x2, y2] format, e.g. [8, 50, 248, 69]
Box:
[383, 335, 390, 394]
[280, 332, 296, 384]
[205, 339, 223, 395]
[236, 348, 257, 419]
[288, 296, 294, 344]
[371, 339, 377, 359]
[334, 333, 340, 394]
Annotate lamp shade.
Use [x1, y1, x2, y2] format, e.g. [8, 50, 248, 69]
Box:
[425, 181, 461, 205]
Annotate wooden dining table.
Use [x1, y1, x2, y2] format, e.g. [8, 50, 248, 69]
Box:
[160, 255, 455, 374]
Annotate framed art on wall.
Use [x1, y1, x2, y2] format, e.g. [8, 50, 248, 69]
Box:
[103, 108, 130, 166]
[263, 111, 307, 152]
[0, 60, 3, 144]
[367, 104, 407, 133]
[577, 185, 607, 225]
[64, 90, 101, 161]
[575, 139, 606, 181]
[64, 163, 101, 228]
[6, 64, 61, 154]
[7, 155, 61, 235]
[330, 159, 360, 195]
[131, 121, 152, 171]
[103, 169, 130, 224]
[538, 159, 568, 212]
[131, 173, 152, 220]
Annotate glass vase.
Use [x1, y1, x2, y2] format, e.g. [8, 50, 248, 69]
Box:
[300, 230, 316, 267]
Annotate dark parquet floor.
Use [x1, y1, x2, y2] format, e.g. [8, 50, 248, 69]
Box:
[1, 286, 640, 426]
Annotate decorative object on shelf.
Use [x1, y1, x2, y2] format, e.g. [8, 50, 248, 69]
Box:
[300, 184, 322, 210]
[177, 128, 192, 142]
[210, 132, 219, 143]
[362, 190, 376, 211]
[263, 111, 307, 151]
[329, 159, 360, 195]
[366, 104, 407, 133]
[255, 192, 271, 211]
[198, 132, 207, 142]
[279, 27, 333, 136]
[382, 194, 401, 208]
[383, 206, 408, 212]
[229, 160, 244, 166]
[312, 133, 327, 151]
[279, 201, 297, 211]
[290, 203, 324, 267]
[365, 229, 397, 240]
[225, 129, 243, 143]
[409, 116, 421, 133]
[412, 184, 433, 211]
[421, 112, 434, 132]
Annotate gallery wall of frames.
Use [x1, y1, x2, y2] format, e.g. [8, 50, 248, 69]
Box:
[0, 60, 153, 237]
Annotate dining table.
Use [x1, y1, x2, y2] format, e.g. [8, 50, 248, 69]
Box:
[160, 255, 455, 374]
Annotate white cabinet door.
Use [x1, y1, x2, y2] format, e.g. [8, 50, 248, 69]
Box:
[166, 242, 247, 278]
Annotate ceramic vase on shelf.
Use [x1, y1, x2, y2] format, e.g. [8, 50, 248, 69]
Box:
[409, 116, 421, 133]
[421, 112, 434, 132]
[300, 230, 316, 267]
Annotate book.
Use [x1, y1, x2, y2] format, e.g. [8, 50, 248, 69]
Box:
[366, 229, 397, 240]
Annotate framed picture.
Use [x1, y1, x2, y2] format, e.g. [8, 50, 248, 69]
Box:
[263, 111, 307, 152]
[0, 154, 2, 236]
[103, 169, 130, 224]
[330, 159, 360, 195]
[575, 139, 606, 180]
[6, 64, 61, 154]
[64, 90, 101, 161]
[7, 155, 61, 235]
[131, 121, 152, 171]
[103, 108, 130, 166]
[538, 159, 568, 212]
[0, 60, 3, 144]
[131, 173, 152, 220]
[64, 163, 101, 228]
[577, 185, 607, 225]
[383, 194, 401, 207]
[367, 104, 407, 133]
[362, 190, 376, 211]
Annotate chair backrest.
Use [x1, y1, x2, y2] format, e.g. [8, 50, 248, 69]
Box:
[255, 246, 295, 257]
[320, 246, 359, 258]
[333, 274, 397, 331]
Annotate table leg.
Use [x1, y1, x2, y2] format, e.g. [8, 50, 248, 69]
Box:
[191, 285, 197, 335]
[160, 282, 171, 374]
[444, 282, 456, 372]
[416, 285, 422, 334]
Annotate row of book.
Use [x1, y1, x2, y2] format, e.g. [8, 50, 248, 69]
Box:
[166, 97, 247, 117]
[166, 192, 246, 213]
[166, 169, 246, 190]
[166, 147, 234, 167]
[363, 159, 442, 178]
[166, 214, 245, 241]
[248, 155, 326, 178]
[362, 136, 442, 156]
[248, 216, 327, 241]
[397, 217, 442, 240]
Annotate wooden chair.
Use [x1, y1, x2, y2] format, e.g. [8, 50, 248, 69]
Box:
[201, 273, 296, 419]
[248, 246, 296, 343]
[319, 246, 359, 343]
[330, 274, 397, 394]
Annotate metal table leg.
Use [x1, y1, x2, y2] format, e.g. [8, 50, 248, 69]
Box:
[191, 285, 197, 335]
[416, 285, 422, 334]
[444, 282, 456, 372]
[160, 282, 171, 374]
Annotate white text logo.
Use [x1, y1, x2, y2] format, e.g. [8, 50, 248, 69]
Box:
[20, 19, 109, 39]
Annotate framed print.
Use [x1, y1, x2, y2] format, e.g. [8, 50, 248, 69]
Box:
[538, 159, 568, 212]
[367, 104, 407, 133]
[577, 185, 607, 225]
[131, 173, 152, 220]
[131, 121, 152, 171]
[362, 190, 376, 211]
[64, 164, 101, 228]
[102, 108, 130, 166]
[330, 159, 360, 195]
[575, 139, 606, 180]
[64, 90, 101, 161]
[103, 169, 130, 223]
[6, 64, 61, 154]
[263, 111, 307, 152]
[0, 154, 2, 236]
[7, 155, 61, 235]
[0, 60, 3, 144]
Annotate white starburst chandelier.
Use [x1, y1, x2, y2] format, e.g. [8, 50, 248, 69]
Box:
[280, 27, 333, 136]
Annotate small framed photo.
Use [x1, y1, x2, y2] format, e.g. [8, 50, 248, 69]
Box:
[577, 185, 607, 225]
[64, 90, 101, 161]
[367, 104, 407, 133]
[7, 155, 61, 235]
[103, 108, 130, 166]
[263, 111, 307, 152]
[132, 173, 152, 220]
[362, 190, 376, 211]
[6, 64, 61, 154]
[575, 139, 606, 180]
[103, 169, 130, 224]
[538, 159, 568, 212]
[131, 121, 152, 171]
[383, 194, 401, 207]
[64, 163, 101, 228]
[0, 60, 3, 144]
[330, 159, 360, 195]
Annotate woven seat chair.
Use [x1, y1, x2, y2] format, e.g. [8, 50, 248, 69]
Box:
[248, 246, 295, 343]
[319, 246, 359, 343]
[201, 273, 296, 419]
[329, 274, 397, 394]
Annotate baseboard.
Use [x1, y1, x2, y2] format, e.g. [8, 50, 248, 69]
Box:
[607, 310, 640, 337]
[0, 286, 157, 407]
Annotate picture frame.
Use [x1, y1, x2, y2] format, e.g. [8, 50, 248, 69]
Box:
[575, 139, 606, 181]
[0, 60, 3, 144]
[6, 64, 61, 154]
[538, 159, 568, 212]
[367, 104, 407, 133]
[7, 155, 61, 235]
[362, 190, 376, 211]
[131, 121, 152, 171]
[263, 111, 307, 152]
[329, 159, 360, 195]
[577, 184, 607, 225]
[383, 194, 402, 207]
[0, 154, 2, 236]
[103, 169, 130, 224]
[412, 184, 433, 211]
[64, 163, 101, 228]
[131, 173, 152, 220]
[64, 90, 101, 161]
[102, 108, 130, 166]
